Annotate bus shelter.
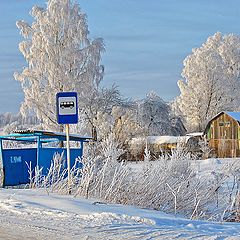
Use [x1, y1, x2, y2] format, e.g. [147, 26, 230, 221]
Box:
[0, 130, 91, 186]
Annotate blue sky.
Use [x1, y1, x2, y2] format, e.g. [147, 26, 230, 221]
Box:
[0, 0, 240, 113]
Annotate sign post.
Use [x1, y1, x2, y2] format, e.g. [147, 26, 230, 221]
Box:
[65, 123, 71, 193]
[56, 92, 78, 194]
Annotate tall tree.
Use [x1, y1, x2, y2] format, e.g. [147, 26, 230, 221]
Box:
[136, 92, 184, 136]
[14, 0, 104, 131]
[175, 32, 240, 131]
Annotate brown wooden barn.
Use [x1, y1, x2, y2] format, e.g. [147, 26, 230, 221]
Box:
[205, 111, 240, 158]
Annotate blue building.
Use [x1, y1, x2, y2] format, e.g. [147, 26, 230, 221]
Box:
[0, 130, 91, 186]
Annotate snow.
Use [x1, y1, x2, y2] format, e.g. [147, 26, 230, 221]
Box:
[208, 111, 240, 124]
[0, 188, 240, 239]
[226, 112, 240, 122]
[186, 132, 203, 137]
[148, 135, 190, 144]
[193, 158, 240, 179]
[15, 0, 104, 132]
[176, 33, 240, 131]
[131, 135, 191, 145]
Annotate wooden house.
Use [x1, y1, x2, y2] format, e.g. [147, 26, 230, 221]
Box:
[129, 135, 198, 160]
[205, 111, 240, 158]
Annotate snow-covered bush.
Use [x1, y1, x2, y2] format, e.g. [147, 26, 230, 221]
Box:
[28, 134, 129, 201]
[27, 136, 240, 222]
[128, 138, 146, 160]
[121, 147, 216, 219]
[219, 160, 240, 222]
[75, 134, 130, 202]
[90, 107, 145, 159]
[28, 152, 67, 192]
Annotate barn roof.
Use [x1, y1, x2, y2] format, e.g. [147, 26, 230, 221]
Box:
[204, 111, 240, 134]
[209, 111, 240, 123]
[225, 111, 240, 122]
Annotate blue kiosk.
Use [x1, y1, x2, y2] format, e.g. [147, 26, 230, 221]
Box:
[0, 130, 91, 186]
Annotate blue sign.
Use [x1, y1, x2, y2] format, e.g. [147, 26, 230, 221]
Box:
[56, 92, 78, 124]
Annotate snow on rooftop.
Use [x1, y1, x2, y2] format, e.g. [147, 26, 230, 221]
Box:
[131, 135, 191, 145]
[226, 111, 240, 122]
[13, 129, 92, 140]
[148, 136, 190, 144]
[186, 132, 203, 137]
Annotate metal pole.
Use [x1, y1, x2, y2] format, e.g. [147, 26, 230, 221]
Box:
[36, 136, 41, 167]
[66, 124, 71, 194]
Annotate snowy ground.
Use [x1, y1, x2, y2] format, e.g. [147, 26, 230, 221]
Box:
[0, 189, 240, 239]
[128, 157, 238, 178]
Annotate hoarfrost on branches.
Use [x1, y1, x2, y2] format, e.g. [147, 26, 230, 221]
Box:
[92, 106, 144, 152]
[175, 32, 240, 131]
[14, 0, 104, 131]
[136, 92, 185, 136]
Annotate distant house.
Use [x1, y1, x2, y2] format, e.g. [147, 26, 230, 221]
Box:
[205, 111, 240, 158]
[129, 135, 198, 160]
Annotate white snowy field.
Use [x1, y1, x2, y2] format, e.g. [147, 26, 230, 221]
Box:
[0, 188, 240, 239]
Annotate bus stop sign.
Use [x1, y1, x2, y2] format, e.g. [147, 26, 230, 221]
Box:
[56, 92, 78, 124]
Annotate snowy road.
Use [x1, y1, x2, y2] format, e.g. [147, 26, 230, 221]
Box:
[0, 189, 240, 240]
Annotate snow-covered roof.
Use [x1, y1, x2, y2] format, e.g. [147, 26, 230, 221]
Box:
[0, 130, 92, 143]
[186, 132, 203, 137]
[131, 136, 191, 145]
[207, 111, 240, 124]
[147, 136, 190, 144]
[225, 111, 240, 122]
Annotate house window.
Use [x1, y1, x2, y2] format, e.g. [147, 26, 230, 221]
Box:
[219, 121, 230, 127]
[219, 121, 224, 127]
[225, 121, 231, 127]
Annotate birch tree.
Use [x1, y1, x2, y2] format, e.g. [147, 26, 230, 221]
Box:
[176, 32, 240, 131]
[14, 0, 104, 131]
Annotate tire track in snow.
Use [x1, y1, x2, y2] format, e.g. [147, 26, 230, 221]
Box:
[0, 191, 240, 240]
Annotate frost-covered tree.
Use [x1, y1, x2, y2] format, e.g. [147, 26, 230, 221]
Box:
[82, 85, 124, 138]
[93, 106, 144, 149]
[14, 0, 104, 131]
[137, 92, 171, 135]
[136, 92, 185, 136]
[176, 32, 240, 131]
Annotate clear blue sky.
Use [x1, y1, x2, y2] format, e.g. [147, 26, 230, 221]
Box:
[0, 0, 240, 113]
